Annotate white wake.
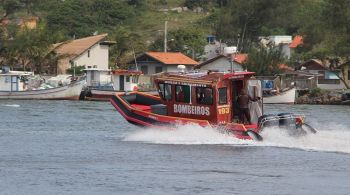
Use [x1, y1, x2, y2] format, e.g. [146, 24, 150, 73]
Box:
[124, 123, 350, 154]
[2, 104, 20, 107]
[259, 123, 350, 154]
[124, 124, 251, 145]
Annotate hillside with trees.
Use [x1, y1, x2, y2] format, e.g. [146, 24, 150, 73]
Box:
[1, 0, 350, 75]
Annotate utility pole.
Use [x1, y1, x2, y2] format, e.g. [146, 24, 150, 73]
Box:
[164, 21, 168, 52]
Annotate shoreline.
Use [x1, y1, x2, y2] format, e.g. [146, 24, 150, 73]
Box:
[296, 89, 350, 105]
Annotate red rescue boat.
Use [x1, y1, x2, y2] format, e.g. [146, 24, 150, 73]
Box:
[110, 71, 316, 141]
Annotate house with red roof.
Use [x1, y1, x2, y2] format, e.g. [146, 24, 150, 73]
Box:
[129, 52, 199, 75]
[296, 59, 346, 89]
[194, 54, 247, 72]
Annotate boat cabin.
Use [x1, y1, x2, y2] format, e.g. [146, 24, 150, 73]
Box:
[84, 68, 112, 89]
[154, 71, 263, 125]
[0, 67, 33, 91]
[112, 69, 142, 91]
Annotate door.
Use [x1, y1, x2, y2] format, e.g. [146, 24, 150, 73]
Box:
[119, 75, 124, 91]
[11, 76, 18, 91]
[232, 80, 243, 121]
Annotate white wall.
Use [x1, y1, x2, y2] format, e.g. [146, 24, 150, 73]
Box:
[317, 83, 346, 90]
[269, 36, 292, 45]
[0, 75, 21, 91]
[139, 64, 194, 75]
[0, 76, 12, 91]
[86, 70, 111, 87]
[166, 65, 194, 72]
[112, 75, 138, 91]
[73, 44, 109, 70]
[281, 44, 291, 59]
[197, 58, 243, 72]
[204, 41, 227, 60]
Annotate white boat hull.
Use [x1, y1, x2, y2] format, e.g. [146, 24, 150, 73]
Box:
[0, 80, 85, 100]
[86, 89, 158, 101]
[263, 88, 296, 104]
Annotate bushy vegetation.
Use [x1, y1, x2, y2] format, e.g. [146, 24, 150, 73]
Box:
[1, 0, 350, 75]
[309, 87, 327, 98]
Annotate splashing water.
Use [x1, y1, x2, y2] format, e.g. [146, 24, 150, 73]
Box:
[124, 123, 350, 154]
[259, 123, 350, 154]
[124, 124, 252, 145]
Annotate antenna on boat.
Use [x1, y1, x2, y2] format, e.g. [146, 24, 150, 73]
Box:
[177, 65, 186, 73]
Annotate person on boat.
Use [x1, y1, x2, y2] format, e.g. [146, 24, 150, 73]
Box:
[237, 89, 252, 124]
[177, 86, 185, 102]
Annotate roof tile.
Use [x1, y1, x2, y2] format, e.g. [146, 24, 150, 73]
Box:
[53, 34, 108, 59]
[289, 35, 303, 48]
[146, 52, 198, 65]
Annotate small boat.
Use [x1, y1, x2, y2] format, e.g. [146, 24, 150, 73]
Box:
[263, 87, 296, 104]
[84, 69, 144, 101]
[0, 68, 85, 100]
[110, 71, 316, 141]
[260, 77, 296, 104]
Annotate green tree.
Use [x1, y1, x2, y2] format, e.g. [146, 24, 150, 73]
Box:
[109, 27, 147, 69]
[245, 43, 286, 76]
[0, 0, 21, 21]
[3, 23, 60, 73]
[150, 27, 206, 60]
[46, 0, 135, 38]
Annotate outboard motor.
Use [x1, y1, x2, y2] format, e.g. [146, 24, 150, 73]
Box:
[278, 113, 296, 129]
[278, 113, 306, 136]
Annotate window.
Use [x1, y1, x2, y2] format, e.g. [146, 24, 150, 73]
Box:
[141, 66, 148, 74]
[126, 76, 130, 82]
[196, 87, 213, 105]
[155, 66, 163, 73]
[88, 50, 90, 58]
[218, 87, 227, 104]
[131, 75, 139, 83]
[176, 85, 191, 103]
[158, 83, 172, 101]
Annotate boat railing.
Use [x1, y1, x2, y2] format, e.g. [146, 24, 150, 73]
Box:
[258, 114, 305, 128]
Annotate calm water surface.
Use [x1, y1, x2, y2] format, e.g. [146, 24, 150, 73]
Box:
[0, 100, 350, 195]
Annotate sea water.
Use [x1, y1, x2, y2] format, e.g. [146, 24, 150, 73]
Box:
[0, 101, 349, 194]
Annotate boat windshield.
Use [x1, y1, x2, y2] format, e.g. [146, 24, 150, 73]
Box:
[158, 83, 172, 101]
[196, 87, 213, 105]
[175, 85, 190, 103]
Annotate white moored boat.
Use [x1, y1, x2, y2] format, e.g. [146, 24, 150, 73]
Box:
[0, 68, 84, 100]
[263, 87, 296, 104]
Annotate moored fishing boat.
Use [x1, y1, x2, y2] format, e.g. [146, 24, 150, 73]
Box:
[0, 68, 85, 100]
[110, 71, 316, 141]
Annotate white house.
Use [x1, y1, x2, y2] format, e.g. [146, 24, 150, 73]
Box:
[204, 35, 227, 61]
[260, 35, 303, 59]
[52, 34, 115, 74]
